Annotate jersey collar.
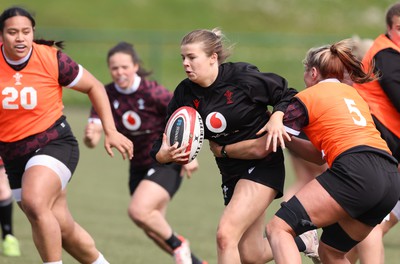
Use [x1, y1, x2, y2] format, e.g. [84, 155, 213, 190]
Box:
[319, 78, 340, 83]
[114, 74, 141, 94]
[2, 46, 32, 65]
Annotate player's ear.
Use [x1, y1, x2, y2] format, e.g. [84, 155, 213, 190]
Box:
[311, 67, 318, 79]
[210, 52, 218, 64]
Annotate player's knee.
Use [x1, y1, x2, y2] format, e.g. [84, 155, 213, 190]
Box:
[216, 224, 235, 252]
[128, 204, 153, 229]
[20, 198, 45, 222]
[266, 217, 285, 237]
[275, 196, 317, 236]
[216, 229, 228, 251]
[127, 208, 140, 223]
[127, 205, 143, 224]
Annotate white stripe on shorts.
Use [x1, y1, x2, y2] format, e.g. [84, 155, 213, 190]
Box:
[391, 200, 400, 221]
[12, 154, 72, 202]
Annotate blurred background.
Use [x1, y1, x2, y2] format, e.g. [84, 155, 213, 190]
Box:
[1, 0, 394, 103]
[1, 0, 399, 263]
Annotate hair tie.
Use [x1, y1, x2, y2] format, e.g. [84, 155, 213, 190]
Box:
[330, 45, 337, 54]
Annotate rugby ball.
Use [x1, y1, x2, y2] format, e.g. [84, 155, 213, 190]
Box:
[165, 106, 204, 164]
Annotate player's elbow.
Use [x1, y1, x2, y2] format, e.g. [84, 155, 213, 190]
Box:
[253, 148, 270, 158]
[314, 158, 327, 166]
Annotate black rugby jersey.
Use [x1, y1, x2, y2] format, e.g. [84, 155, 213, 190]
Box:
[152, 62, 297, 179]
[90, 78, 172, 169]
[375, 48, 400, 112]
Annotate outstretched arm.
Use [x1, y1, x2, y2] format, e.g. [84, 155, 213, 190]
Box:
[72, 68, 133, 159]
[286, 136, 325, 165]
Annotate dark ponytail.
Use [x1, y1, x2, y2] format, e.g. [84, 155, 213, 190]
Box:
[34, 39, 65, 49]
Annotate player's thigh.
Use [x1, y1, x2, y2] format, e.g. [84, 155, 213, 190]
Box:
[295, 180, 376, 242]
[22, 165, 63, 209]
[338, 215, 375, 241]
[220, 179, 276, 234]
[295, 179, 348, 227]
[130, 179, 170, 213]
[130, 164, 181, 212]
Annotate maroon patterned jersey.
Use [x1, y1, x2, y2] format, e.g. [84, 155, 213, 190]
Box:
[57, 51, 80, 86]
[89, 79, 172, 169]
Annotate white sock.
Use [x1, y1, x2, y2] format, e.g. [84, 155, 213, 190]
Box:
[43, 261, 62, 264]
[92, 252, 109, 264]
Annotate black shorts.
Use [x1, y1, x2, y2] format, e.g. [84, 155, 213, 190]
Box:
[129, 163, 182, 198]
[1, 117, 79, 190]
[220, 148, 285, 205]
[373, 115, 400, 161]
[317, 151, 400, 226]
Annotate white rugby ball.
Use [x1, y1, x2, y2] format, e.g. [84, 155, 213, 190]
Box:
[165, 106, 204, 164]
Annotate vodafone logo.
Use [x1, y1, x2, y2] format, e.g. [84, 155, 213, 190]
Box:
[122, 111, 141, 130]
[206, 112, 227, 133]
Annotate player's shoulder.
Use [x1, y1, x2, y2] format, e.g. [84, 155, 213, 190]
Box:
[221, 62, 258, 74]
[219, 62, 262, 84]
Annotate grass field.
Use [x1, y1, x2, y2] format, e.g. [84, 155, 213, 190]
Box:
[0, 108, 399, 264]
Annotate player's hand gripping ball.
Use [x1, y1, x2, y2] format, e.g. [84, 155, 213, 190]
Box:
[165, 106, 204, 164]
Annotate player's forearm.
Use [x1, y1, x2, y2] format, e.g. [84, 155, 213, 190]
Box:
[286, 137, 325, 165]
[75, 69, 119, 136]
[87, 92, 118, 136]
[211, 135, 271, 160]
